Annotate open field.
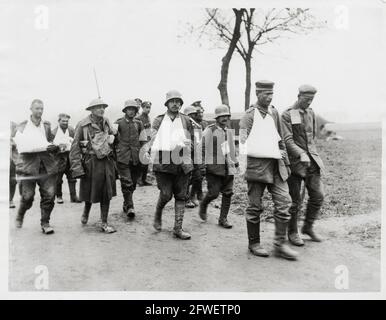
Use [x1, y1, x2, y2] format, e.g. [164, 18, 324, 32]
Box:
[8, 123, 382, 292]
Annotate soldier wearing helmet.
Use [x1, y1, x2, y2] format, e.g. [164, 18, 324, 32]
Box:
[114, 99, 147, 218]
[135, 100, 153, 186]
[149, 90, 194, 240]
[69, 98, 117, 234]
[239, 80, 298, 260]
[198, 104, 237, 228]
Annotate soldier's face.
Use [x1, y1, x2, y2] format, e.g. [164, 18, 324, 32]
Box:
[216, 115, 230, 127]
[30, 102, 44, 118]
[195, 107, 204, 121]
[90, 105, 105, 117]
[142, 105, 151, 115]
[125, 107, 137, 118]
[298, 95, 314, 109]
[257, 91, 273, 107]
[167, 99, 182, 113]
[59, 118, 69, 129]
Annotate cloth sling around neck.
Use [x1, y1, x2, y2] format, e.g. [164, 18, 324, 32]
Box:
[152, 113, 186, 151]
[242, 107, 281, 159]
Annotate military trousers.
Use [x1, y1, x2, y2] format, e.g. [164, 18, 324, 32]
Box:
[245, 174, 291, 225]
[10, 159, 17, 201]
[287, 160, 324, 229]
[18, 161, 57, 226]
[56, 153, 76, 197]
[117, 161, 141, 209]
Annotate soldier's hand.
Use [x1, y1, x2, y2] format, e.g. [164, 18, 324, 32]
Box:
[107, 134, 115, 144]
[280, 150, 287, 160]
[300, 153, 311, 167]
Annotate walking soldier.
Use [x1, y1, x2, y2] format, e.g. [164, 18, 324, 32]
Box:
[135, 100, 152, 186]
[52, 113, 81, 204]
[239, 80, 298, 260]
[281, 85, 325, 245]
[150, 90, 194, 240]
[115, 99, 147, 218]
[198, 104, 238, 228]
[12, 99, 59, 234]
[69, 98, 117, 233]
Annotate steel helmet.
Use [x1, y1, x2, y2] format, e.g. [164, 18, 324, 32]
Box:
[183, 105, 197, 116]
[122, 99, 140, 113]
[86, 98, 108, 111]
[214, 104, 231, 118]
[164, 90, 183, 106]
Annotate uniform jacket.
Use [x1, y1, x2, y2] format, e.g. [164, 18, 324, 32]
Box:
[239, 104, 290, 183]
[135, 113, 151, 141]
[69, 115, 115, 178]
[281, 104, 325, 177]
[151, 112, 193, 175]
[201, 123, 237, 176]
[12, 119, 58, 176]
[114, 116, 146, 165]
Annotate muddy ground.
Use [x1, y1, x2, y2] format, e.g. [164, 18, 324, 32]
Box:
[8, 126, 382, 292]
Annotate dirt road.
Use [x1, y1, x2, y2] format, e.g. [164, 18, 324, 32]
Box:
[9, 181, 380, 292]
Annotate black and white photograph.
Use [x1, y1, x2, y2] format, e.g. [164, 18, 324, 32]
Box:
[0, 0, 384, 298]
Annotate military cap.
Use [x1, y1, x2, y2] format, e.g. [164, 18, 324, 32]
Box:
[214, 104, 231, 118]
[135, 98, 143, 104]
[164, 90, 183, 106]
[58, 113, 71, 120]
[255, 80, 274, 93]
[122, 99, 140, 112]
[183, 105, 197, 116]
[191, 100, 202, 107]
[86, 98, 108, 111]
[299, 84, 317, 96]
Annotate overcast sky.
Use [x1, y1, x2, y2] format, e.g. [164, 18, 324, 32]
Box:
[1, 0, 385, 126]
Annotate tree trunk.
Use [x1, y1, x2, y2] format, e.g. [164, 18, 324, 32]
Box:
[244, 55, 252, 110]
[217, 9, 244, 108]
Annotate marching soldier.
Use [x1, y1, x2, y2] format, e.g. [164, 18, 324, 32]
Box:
[12, 99, 59, 234]
[70, 98, 117, 233]
[198, 104, 237, 228]
[281, 85, 325, 245]
[191, 100, 208, 130]
[150, 90, 194, 240]
[239, 80, 298, 260]
[135, 100, 152, 186]
[52, 113, 81, 204]
[115, 99, 147, 218]
[10, 121, 18, 209]
[183, 105, 202, 208]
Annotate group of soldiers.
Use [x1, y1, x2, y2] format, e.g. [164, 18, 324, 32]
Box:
[10, 80, 325, 261]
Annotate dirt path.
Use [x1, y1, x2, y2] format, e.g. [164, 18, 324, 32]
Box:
[9, 182, 380, 292]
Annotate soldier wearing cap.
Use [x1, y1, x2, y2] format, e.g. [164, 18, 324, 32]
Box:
[281, 85, 325, 245]
[52, 113, 80, 204]
[135, 100, 152, 186]
[70, 98, 117, 233]
[198, 104, 238, 228]
[115, 99, 147, 218]
[239, 80, 298, 260]
[12, 99, 59, 234]
[149, 90, 194, 240]
[191, 100, 209, 130]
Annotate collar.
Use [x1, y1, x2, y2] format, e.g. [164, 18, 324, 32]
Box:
[255, 103, 272, 116]
[293, 102, 308, 113]
[124, 116, 135, 123]
[30, 115, 42, 127]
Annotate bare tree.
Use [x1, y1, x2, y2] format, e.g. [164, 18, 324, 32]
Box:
[191, 8, 323, 109]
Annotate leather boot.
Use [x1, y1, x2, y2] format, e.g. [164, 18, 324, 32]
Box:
[246, 221, 269, 257]
[218, 195, 232, 229]
[153, 198, 163, 231]
[69, 182, 81, 203]
[41, 209, 54, 234]
[81, 202, 92, 225]
[302, 222, 322, 242]
[288, 209, 304, 246]
[173, 200, 191, 240]
[15, 205, 27, 228]
[274, 220, 298, 261]
[198, 196, 210, 221]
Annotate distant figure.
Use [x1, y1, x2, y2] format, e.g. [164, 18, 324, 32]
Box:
[52, 113, 80, 204]
[281, 84, 325, 246]
[199, 105, 238, 229]
[12, 99, 59, 234]
[70, 98, 117, 233]
[115, 99, 147, 218]
[135, 100, 152, 186]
